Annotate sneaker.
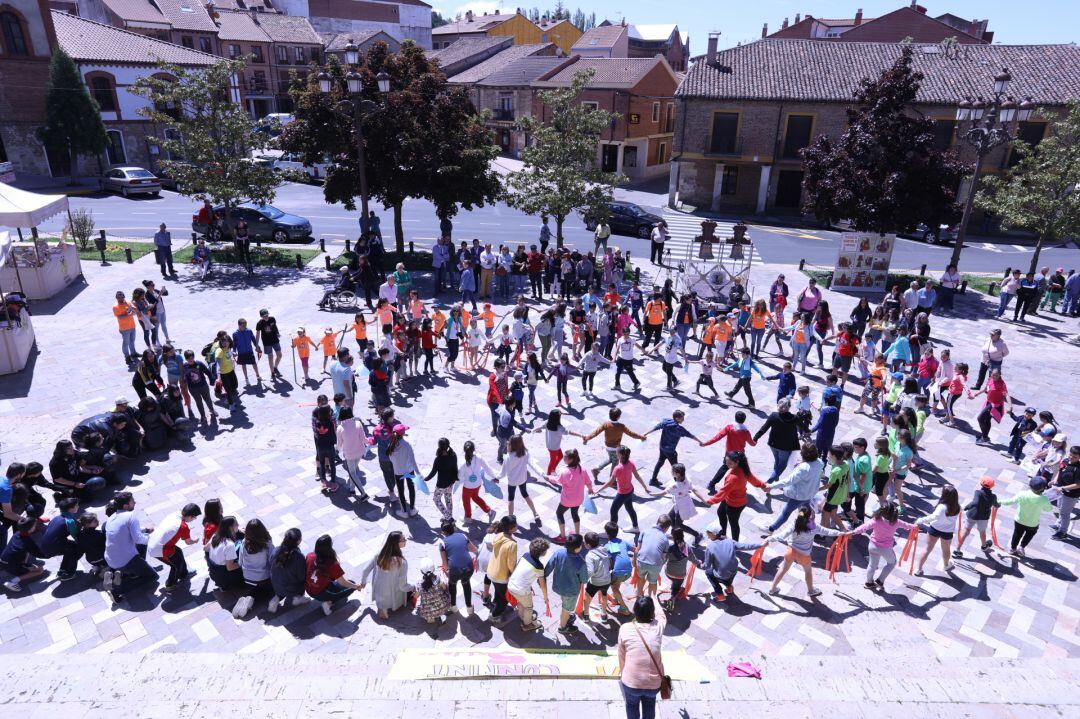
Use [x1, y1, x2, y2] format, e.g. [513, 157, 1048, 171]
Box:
[864, 581, 877, 589]
[952, 550, 964, 558]
[58, 570, 77, 582]
[322, 600, 334, 616]
[1051, 532, 1068, 541]
[232, 596, 252, 618]
[108, 590, 124, 604]
[3, 579, 21, 593]
[408, 507, 419, 517]
[807, 588, 822, 598]
[944, 563, 956, 572]
[268, 596, 280, 614]
[981, 540, 993, 551]
[874, 579, 884, 589]
[914, 569, 924, 577]
[998, 450, 1012, 457]
[767, 587, 780, 596]
[101, 569, 115, 590]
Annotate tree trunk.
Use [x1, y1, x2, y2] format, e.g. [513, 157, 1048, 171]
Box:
[393, 202, 405, 254]
[67, 145, 78, 187]
[556, 214, 565, 249]
[223, 203, 233, 241]
[1028, 230, 1051, 276]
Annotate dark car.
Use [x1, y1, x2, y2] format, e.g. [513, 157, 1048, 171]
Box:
[583, 201, 662, 239]
[191, 202, 312, 244]
[910, 222, 958, 245]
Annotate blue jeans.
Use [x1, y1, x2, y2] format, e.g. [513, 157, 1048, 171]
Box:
[1064, 289, 1079, 315]
[792, 344, 809, 373]
[112, 553, 158, 595]
[750, 327, 765, 356]
[769, 447, 793, 483]
[119, 328, 137, 359]
[620, 682, 659, 719]
[996, 293, 1013, 317]
[769, 496, 811, 532]
[674, 323, 690, 347]
[461, 289, 478, 310]
[497, 273, 510, 299]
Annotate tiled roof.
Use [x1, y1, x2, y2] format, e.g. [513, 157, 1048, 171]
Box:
[678, 39, 1080, 105]
[430, 36, 511, 66]
[571, 24, 626, 50]
[98, 0, 169, 26]
[432, 12, 516, 35]
[628, 24, 677, 42]
[320, 29, 388, 52]
[155, 0, 218, 32]
[213, 0, 275, 10]
[52, 10, 217, 65]
[252, 11, 322, 44]
[214, 9, 268, 42]
[448, 43, 556, 84]
[474, 55, 568, 87]
[534, 56, 663, 88]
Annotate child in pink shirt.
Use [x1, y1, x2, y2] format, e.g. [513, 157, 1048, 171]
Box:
[545, 448, 594, 542]
[847, 502, 916, 590]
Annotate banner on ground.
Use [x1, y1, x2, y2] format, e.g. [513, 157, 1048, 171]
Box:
[388, 647, 714, 682]
[832, 232, 895, 292]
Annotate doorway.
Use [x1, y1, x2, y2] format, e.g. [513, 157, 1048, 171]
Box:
[774, 170, 804, 208]
[601, 144, 619, 173]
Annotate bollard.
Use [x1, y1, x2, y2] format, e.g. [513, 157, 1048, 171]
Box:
[295, 253, 303, 270]
[324, 255, 332, 270]
[345, 238, 351, 252]
[191, 232, 197, 242]
[799, 259, 805, 271]
[256, 236, 262, 248]
[960, 280, 968, 295]
[989, 282, 998, 296]
[319, 237, 326, 252]
[825, 273, 833, 289]
[124, 248, 133, 264]
[920, 264, 927, 276]
[1003, 267, 1011, 277]
[96, 229, 108, 264]
[409, 240, 414, 253]
[31, 227, 39, 239]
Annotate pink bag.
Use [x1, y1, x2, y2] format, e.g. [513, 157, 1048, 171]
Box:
[726, 661, 762, 679]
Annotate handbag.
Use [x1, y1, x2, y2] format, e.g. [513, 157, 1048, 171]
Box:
[634, 624, 672, 700]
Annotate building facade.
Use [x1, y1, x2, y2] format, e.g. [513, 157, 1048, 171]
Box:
[274, 0, 431, 50]
[535, 17, 580, 55]
[470, 55, 565, 157]
[570, 23, 628, 59]
[765, 3, 992, 44]
[431, 10, 538, 50]
[0, 0, 58, 176]
[671, 38, 1078, 216]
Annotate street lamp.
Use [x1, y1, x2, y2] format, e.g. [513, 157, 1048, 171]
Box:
[949, 68, 1032, 267]
[316, 40, 390, 224]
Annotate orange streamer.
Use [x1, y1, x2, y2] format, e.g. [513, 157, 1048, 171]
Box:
[747, 545, 767, 584]
[899, 526, 921, 574]
[679, 563, 696, 599]
[990, 506, 1006, 550]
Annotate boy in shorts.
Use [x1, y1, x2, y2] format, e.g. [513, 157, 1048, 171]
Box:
[604, 522, 634, 615]
[582, 532, 612, 620]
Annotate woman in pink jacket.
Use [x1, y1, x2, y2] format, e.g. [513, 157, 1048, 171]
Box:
[335, 408, 369, 499]
[847, 502, 916, 590]
[545, 448, 595, 543]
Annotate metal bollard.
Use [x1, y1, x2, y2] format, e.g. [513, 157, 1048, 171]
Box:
[295, 254, 303, 270]
[634, 266, 641, 283]
[345, 238, 351, 252]
[799, 259, 805, 271]
[1003, 267, 1011, 277]
[920, 264, 927, 276]
[324, 256, 331, 270]
[409, 241, 414, 253]
[191, 232, 196, 242]
[989, 282, 998, 296]
[319, 237, 326, 252]
[960, 280, 968, 295]
[124, 248, 133, 263]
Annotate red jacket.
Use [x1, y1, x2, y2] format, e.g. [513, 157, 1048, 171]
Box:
[487, 372, 506, 405]
[702, 424, 756, 452]
[707, 468, 766, 508]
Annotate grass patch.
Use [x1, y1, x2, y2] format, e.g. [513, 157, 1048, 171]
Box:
[802, 268, 999, 295]
[331, 250, 432, 272]
[46, 238, 156, 262]
[174, 245, 320, 268]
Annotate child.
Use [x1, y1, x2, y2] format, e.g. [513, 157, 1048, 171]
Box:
[388, 427, 419, 518]
[580, 341, 612, 395]
[419, 318, 437, 374]
[481, 303, 497, 338]
[1000, 478, 1055, 557]
[350, 312, 369, 351]
[459, 441, 497, 524]
[320, 326, 338, 373]
[476, 522, 498, 604]
[820, 445, 850, 530]
[662, 527, 697, 611]
[702, 521, 765, 602]
[291, 327, 317, 383]
[858, 355, 888, 416]
[546, 449, 594, 542]
[660, 463, 709, 543]
[312, 405, 339, 494]
[811, 395, 840, 460]
[766, 362, 797, 403]
[768, 506, 843, 598]
[551, 353, 573, 408]
[0, 517, 46, 592]
[794, 386, 813, 442]
[534, 408, 582, 475]
[880, 373, 904, 433]
[524, 352, 547, 413]
[848, 502, 917, 590]
[724, 347, 767, 407]
[932, 348, 955, 413]
[495, 324, 513, 364]
[821, 374, 843, 409]
[466, 318, 485, 370]
[597, 445, 657, 531]
[954, 476, 999, 557]
[890, 428, 916, 511]
[417, 557, 451, 624]
[582, 532, 612, 621]
[703, 411, 756, 492]
[1004, 407, 1038, 464]
[507, 538, 551, 630]
[884, 332, 912, 373]
[508, 373, 526, 422]
[844, 438, 873, 523]
[914, 484, 962, 575]
[943, 362, 969, 426]
[77, 512, 107, 575]
[689, 348, 719, 397]
[604, 522, 634, 615]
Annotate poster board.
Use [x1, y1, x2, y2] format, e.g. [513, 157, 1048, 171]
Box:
[832, 232, 894, 292]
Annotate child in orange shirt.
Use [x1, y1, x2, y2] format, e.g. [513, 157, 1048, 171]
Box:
[292, 328, 317, 383]
[374, 298, 394, 331]
[408, 290, 424, 321]
[481, 303, 497, 338]
[351, 312, 369, 351]
[432, 307, 447, 335]
[603, 283, 620, 308]
[320, 327, 337, 372]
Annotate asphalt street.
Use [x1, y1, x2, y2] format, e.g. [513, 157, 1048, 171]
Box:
[38, 180, 1079, 274]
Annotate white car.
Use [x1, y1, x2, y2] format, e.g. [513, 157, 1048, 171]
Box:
[273, 153, 331, 182]
[103, 167, 161, 197]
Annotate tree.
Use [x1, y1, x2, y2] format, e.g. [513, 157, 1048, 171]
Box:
[572, 9, 585, 29]
[68, 208, 95, 250]
[801, 46, 966, 237]
[132, 58, 278, 236]
[505, 69, 621, 247]
[976, 101, 1080, 274]
[280, 42, 501, 253]
[39, 48, 106, 183]
[431, 10, 449, 28]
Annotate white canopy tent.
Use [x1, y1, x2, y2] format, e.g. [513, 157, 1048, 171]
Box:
[0, 181, 82, 301]
[0, 181, 69, 227]
[0, 230, 36, 375]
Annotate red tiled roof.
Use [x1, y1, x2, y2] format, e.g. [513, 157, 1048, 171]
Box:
[98, 0, 169, 27]
[534, 56, 667, 88]
[155, 0, 219, 32]
[214, 9, 268, 43]
[571, 24, 626, 51]
[52, 10, 217, 65]
[251, 11, 322, 45]
[447, 43, 556, 84]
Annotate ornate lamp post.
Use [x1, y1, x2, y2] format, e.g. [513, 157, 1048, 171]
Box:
[316, 41, 391, 222]
[949, 68, 1034, 267]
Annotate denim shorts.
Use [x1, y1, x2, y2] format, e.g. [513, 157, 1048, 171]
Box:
[637, 562, 661, 583]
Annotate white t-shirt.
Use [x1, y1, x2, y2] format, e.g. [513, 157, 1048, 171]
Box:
[460, 456, 494, 489]
[207, 538, 238, 566]
[617, 337, 636, 361]
[147, 514, 185, 560]
[650, 227, 667, 244]
[545, 426, 568, 451]
[508, 554, 546, 596]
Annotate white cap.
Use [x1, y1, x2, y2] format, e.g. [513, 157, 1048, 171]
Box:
[706, 521, 723, 535]
[418, 557, 436, 573]
[115, 396, 129, 405]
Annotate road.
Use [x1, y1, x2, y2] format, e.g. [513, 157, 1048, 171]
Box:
[38, 181, 1079, 275]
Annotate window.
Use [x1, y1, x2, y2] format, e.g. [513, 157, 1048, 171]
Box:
[931, 119, 956, 150]
[88, 74, 117, 112]
[656, 142, 667, 164]
[782, 115, 814, 158]
[664, 104, 675, 133]
[1008, 121, 1047, 167]
[623, 146, 637, 168]
[105, 130, 126, 164]
[721, 166, 738, 195]
[276, 46, 288, 63]
[294, 46, 305, 64]
[163, 128, 182, 161]
[251, 45, 264, 63]
[309, 48, 320, 64]
[651, 102, 660, 123]
[708, 112, 739, 154]
[228, 44, 241, 58]
[181, 36, 194, 49]
[0, 11, 29, 56]
[581, 101, 599, 111]
[252, 70, 267, 92]
[199, 36, 212, 53]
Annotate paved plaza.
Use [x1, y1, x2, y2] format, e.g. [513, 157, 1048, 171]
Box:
[2, 243, 1079, 717]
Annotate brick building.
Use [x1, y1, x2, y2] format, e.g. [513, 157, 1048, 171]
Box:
[533, 55, 679, 179]
[764, 3, 992, 44]
[0, 0, 58, 176]
[469, 55, 565, 157]
[431, 9, 538, 50]
[670, 38, 1080, 215]
[273, 0, 431, 50]
[594, 20, 688, 72]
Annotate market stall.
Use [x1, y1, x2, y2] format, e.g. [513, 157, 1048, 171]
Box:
[0, 232, 35, 375]
[0, 182, 81, 300]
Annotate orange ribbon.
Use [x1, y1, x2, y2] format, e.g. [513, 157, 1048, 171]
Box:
[899, 526, 921, 574]
[747, 545, 767, 584]
[574, 585, 587, 615]
[679, 563, 697, 599]
[990, 506, 1005, 550]
[825, 534, 851, 583]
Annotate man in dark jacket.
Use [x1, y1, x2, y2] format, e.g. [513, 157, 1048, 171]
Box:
[36, 497, 83, 580]
[754, 399, 801, 482]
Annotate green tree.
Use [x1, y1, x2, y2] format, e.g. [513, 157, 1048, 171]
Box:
[39, 48, 106, 183]
[976, 101, 1080, 274]
[132, 58, 278, 237]
[281, 42, 501, 253]
[801, 46, 966, 236]
[505, 69, 620, 247]
[431, 10, 449, 28]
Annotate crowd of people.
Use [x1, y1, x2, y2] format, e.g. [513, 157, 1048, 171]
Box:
[3, 220, 1078, 719]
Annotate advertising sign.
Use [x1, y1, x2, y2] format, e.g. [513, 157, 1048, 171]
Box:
[832, 232, 895, 292]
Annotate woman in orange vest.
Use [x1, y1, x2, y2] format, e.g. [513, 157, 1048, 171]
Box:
[748, 300, 776, 359]
[642, 293, 666, 351]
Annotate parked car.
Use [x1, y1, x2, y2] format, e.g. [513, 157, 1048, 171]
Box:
[255, 113, 294, 137]
[103, 167, 161, 197]
[191, 202, 313, 244]
[273, 153, 331, 182]
[583, 201, 663, 239]
[910, 222, 958, 245]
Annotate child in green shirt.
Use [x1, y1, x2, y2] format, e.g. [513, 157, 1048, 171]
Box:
[1000, 478, 1054, 558]
[820, 445, 849, 530]
[871, 436, 892, 502]
[844, 437, 874, 523]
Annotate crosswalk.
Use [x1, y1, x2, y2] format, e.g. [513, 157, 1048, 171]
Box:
[659, 210, 763, 266]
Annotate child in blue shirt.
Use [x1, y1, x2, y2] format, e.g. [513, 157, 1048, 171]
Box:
[767, 362, 797, 402]
[724, 347, 766, 407]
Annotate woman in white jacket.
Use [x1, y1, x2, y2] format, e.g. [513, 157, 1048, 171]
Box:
[915, 485, 962, 575]
[336, 407, 369, 499]
[495, 435, 547, 524]
[388, 430, 420, 518]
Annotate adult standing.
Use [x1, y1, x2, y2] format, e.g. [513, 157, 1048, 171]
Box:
[152, 223, 175, 278]
[997, 269, 1021, 318]
[617, 596, 666, 719]
[527, 244, 545, 300]
[972, 328, 1008, 391]
[439, 214, 453, 243]
[1063, 270, 1080, 317]
[113, 291, 138, 365]
[916, 280, 937, 316]
[594, 219, 612, 256]
[1041, 267, 1067, 313]
[764, 443, 825, 533]
[479, 243, 497, 299]
[649, 221, 667, 265]
[584, 407, 646, 482]
[378, 274, 397, 312]
[1051, 445, 1080, 540]
[233, 218, 253, 275]
[459, 259, 479, 311]
[938, 265, 961, 314]
[753, 399, 801, 482]
[255, 308, 283, 380]
[969, 368, 1012, 446]
[1031, 266, 1050, 316]
[795, 278, 822, 316]
[1014, 272, 1039, 322]
[902, 281, 921, 313]
[432, 237, 451, 294]
[141, 280, 171, 345]
[768, 274, 789, 312]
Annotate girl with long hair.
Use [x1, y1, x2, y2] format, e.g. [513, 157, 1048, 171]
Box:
[847, 502, 916, 591]
[233, 518, 275, 618]
[914, 485, 962, 575]
[706, 451, 766, 541]
[306, 534, 362, 615]
[269, 527, 306, 613]
[359, 531, 412, 619]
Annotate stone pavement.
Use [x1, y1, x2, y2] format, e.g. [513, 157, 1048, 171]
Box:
[1, 247, 1079, 716]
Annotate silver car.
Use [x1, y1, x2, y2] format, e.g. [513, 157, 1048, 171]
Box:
[103, 167, 162, 197]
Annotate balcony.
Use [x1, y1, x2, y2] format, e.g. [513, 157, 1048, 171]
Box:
[246, 81, 271, 95]
[706, 137, 743, 157]
[491, 108, 515, 122]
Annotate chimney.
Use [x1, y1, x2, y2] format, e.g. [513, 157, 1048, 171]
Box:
[465, 10, 473, 22]
[249, 7, 259, 23]
[794, 13, 801, 24]
[781, 18, 789, 30]
[761, 23, 768, 38]
[706, 33, 718, 66]
[854, 9, 863, 26]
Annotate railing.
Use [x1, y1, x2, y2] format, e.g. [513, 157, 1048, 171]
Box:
[706, 137, 743, 156]
[491, 108, 515, 122]
[247, 81, 269, 94]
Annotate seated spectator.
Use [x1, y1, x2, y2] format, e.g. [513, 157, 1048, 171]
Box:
[72, 412, 139, 458]
[36, 497, 84, 581]
[269, 527, 306, 614]
[77, 512, 107, 577]
[206, 516, 244, 591]
[102, 492, 157, 604]
[48, 440, 107, 500]
[1, 517, 46, 593]
[157, 385, 193, 436]
[233, 518, 275, 619]
[16, 463, 46, 518]
[306, 534, 362, 616]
